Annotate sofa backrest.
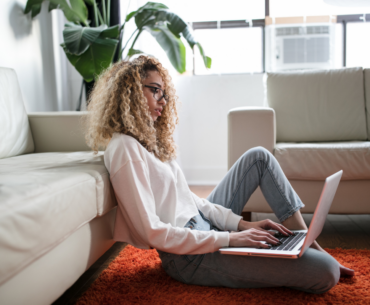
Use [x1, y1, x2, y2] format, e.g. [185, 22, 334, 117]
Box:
[266, 67, 368, 142]
[363, 69, 370, 140]
[0, 67, 34, 159]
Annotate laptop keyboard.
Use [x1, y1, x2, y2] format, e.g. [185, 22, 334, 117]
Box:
[268, 232, 307, 251]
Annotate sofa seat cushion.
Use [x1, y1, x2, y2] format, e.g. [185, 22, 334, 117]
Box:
[274, 141, 370, 181]
[0, 152, 116, 285]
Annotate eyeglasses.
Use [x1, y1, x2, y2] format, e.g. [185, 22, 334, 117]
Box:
[144, 85, 169, 102]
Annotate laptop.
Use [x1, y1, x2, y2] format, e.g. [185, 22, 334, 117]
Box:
[219, 170, 343, 259]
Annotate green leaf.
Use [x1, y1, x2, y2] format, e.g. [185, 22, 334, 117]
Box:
[147, 25, 186, 74]
[48, 1, 59, 12]
[181, 26, 196, 48]
[135, 10, 157, 29]
[139, 2, 169, 10]
[141, 8, 212, 70]
[127, 48, 144, 57]
[156, 11, 187, 36]
[100, 25, 120, 39]
[126, 1, 169, 22]
[63, 23, 107, 55]
[69, 0, 88, 23]
[61, 43, 79, 66]
[83, 0, 94, 5]
[25, 0, 88, 24]
[62, 37, 119, 82]
[196, 42, 212, 68]
[24, 0, 43, 15]
[31, 3, 42, 17]
[125, 11, 137, 22]
[180, 25, 212, 69]
[49, 0, 87, 24]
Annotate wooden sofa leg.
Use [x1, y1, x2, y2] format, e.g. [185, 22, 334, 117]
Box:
[241, 212, 252, 222]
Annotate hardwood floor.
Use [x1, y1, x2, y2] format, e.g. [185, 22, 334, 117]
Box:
[53, 185, 370, 304]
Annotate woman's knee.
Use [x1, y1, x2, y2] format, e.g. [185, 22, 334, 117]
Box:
[242, 146, 271, 161]
[310, 253, 340, 294]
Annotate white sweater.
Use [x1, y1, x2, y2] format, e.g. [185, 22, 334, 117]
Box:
[104, 133, 242, 255]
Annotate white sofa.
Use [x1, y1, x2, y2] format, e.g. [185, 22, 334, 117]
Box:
[228, 67, 370, 216]
[0, 67, 117, 305]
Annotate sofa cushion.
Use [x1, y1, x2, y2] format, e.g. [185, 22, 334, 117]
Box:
[267, 67, 368, 142]
[274, 141, 370, 181]
[363, 69, 370, 140]
[0, 152, 116, 285]
[0, 67, 34, 159]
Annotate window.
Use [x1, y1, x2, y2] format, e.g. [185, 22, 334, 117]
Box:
[194, 27, 263, 75]
[124, 0, 370, 75]
[190, 0, 265, 75]
[270, 0, 370, 17]
[158, 0, 265, 22]
[346, 22, 370, 68]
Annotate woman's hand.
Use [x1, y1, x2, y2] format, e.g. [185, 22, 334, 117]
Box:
[238, 219, 293, 236]
[229, 228, 281, 248]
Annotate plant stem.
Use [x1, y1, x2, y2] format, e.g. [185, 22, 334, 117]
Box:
[121, 28, 138, 56]
[93, 1, 99, 26]
[107, 0, 111, 26]
[129, 29, 142, 52]
[102, 0, 107, 25]
[117, 37, 123, 61]
[97, 8, 105, 25]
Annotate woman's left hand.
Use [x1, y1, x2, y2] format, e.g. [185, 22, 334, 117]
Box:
[238, 219, 293, 237]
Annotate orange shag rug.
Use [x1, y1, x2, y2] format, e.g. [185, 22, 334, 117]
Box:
[76, 245, 370, 305]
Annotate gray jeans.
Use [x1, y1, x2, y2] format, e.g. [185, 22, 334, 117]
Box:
[157, 147, 340, 293]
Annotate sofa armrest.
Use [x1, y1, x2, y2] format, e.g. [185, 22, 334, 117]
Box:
[228, 107, 276, 169]
[28, 112, 91, 153]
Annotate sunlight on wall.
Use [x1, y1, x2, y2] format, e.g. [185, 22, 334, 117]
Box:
[150, 0, 265, 22]
[347, 23, 370, 68]
[270, 0, 370, 17]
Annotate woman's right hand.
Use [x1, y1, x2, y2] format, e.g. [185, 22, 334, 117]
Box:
[229, 228, 281, 248]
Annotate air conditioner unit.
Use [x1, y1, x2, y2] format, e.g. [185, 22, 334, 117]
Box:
[265, 23, 337, 72]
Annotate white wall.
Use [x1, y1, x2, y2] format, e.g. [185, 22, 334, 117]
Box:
[173, 73, 265, 185]
[1, 0, 265, 185]
[0, 0, 59, 112]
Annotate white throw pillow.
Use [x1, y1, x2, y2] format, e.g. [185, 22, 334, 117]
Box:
[0, 67, 34, 159]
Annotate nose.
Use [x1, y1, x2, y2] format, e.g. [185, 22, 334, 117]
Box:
[159, 96, 167, 105]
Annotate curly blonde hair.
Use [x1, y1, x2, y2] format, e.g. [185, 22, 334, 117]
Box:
[84, 56, 179, 162]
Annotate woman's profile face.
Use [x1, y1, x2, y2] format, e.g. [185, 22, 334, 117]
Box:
[142, 70, 167, 122]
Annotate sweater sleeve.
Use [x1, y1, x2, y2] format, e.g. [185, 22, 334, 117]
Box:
[190, 192, 242, 232]
[110, 160, 230, 254]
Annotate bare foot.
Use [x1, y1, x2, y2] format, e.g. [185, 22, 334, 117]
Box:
[311, 241, 355, 278]
[339, 264, 355, 277]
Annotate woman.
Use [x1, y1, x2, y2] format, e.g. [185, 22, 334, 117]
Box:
[85, 56, 354, 293]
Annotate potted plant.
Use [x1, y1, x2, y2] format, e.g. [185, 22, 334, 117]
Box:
[24, 0, 211, 108]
